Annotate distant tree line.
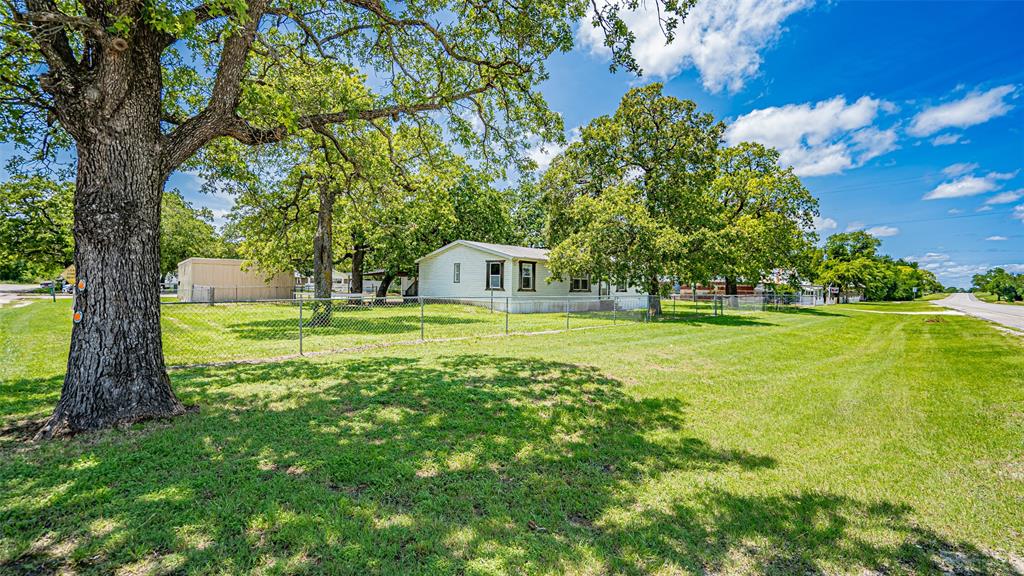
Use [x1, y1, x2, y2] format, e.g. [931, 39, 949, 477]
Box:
[811, 231, 943, 301]
[972, 268, 1024, 302]
[0, 181, 235, 282]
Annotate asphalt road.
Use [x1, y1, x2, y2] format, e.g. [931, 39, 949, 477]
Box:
[0, 283, 40, 293]
[935, 292, 1024, 332]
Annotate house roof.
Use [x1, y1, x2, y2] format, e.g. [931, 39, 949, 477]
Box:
[415, 240, 550, 263]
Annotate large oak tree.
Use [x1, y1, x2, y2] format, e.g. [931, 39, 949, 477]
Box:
[542, 86, 819, 315]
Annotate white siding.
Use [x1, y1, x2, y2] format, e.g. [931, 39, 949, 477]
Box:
[417, 243, 644, 301]
[418, 244, 509, 298]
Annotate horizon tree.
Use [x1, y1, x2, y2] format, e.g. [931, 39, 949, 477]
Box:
[543, 84, 724, 315]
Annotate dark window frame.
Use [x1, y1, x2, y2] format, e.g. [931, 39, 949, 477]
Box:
[453, 262, 461, 283]
[570, 274, 591, 292]
[486, 260, 504, 291]
[518, 261, 536, 291]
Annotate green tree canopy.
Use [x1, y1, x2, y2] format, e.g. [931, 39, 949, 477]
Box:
[0, 175, 74, 281]
[541, 84, 818, 312]
[160, 189, 236, 274]
[972, 268, 1023, 302]
[543, 83, 725, 306]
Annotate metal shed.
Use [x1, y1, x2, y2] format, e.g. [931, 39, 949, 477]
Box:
[176, 258, 293, 302]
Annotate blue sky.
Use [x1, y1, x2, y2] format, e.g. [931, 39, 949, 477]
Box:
[526, 0, 1023, 287]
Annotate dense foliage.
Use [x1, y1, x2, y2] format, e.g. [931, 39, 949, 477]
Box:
[0, 176, 74, 281]
[972, 268, 1024, 302]
[541, 84, 818, 310]
[160, 190, 237, 274]
[213, 124, 515, 294]
[815, 232, 943, 301]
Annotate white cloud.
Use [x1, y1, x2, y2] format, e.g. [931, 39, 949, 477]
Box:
[908, 84, 1017, 137]
[725, 96, 897, 176]
[986, 236, 1008, 241]
[1014, 204, 1024, 221]
[579, 0, 813, 93]
[941, 162, 979, 178]
[985, 189, 1024, 205]
[947, 208, 963, 215]
[917, 252, 950, 263]
[845, 221, 864, 232]
[931, 133, 962, 146]
[812, 216, 838, 232]
[865, 225, 899, 237]
[924, 170, 1017, 200]
[524, 128, 580, 170]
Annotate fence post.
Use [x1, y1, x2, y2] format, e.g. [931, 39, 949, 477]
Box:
[565, 296, 570, 331]
[420, 296, 425, 340]
[298, 298, 303, 356]
[505, 297, 509, 334]
[613, 297, 617, 324]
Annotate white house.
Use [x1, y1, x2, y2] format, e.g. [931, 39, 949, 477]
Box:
[415, 240, 645, 313]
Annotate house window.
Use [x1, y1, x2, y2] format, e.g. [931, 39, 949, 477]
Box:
[453, 263, 461, 283]
[486, 260, 504, 290]
[570, 274, 590, 292]
[519, 261, 536, 291]
[616, 282, 628, 292]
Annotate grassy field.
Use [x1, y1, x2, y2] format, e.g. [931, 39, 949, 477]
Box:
[1, 299, 1023, 574]
[844, 300, 946, 312]
[974, 292, 1024, 306]
[2, 298, 713, 366]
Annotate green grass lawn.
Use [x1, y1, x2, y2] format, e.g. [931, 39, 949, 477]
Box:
[841, 300, 945, 312]
[974, 292, 1024, 306]
[1, 300, 1023, 574]
[916, 293, 949, 302]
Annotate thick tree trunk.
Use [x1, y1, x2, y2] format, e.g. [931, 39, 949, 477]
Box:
[311, 184, 334, 323]
[375, 272, 395, 300]
[724, 277, 738, 296]
[350, 245, 366, 293]
[647, 277, 662, 317]
[37, 70, 186, 437]
[312, 184, 335, 300]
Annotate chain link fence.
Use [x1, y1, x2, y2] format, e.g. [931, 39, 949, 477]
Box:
[159, 294, 720, 366]
[159, 291, 848, 367]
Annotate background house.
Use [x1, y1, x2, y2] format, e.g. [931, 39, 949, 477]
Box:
[416, 240, 644, 313]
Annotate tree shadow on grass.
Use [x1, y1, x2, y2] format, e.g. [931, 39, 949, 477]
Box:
[227, 314, 488, 341]
[0, 375, 62, 440]
[1, 355, 1018, 575]
[656, 314, 779, 327]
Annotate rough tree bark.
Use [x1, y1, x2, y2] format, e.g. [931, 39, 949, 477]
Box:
[36, 42, 186, 438]
[311, 181, 335, 323]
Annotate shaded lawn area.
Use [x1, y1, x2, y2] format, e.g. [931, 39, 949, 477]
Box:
[1, 301, 1023, 574]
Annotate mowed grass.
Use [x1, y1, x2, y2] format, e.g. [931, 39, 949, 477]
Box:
[1, 300, 1023, 574]
[842, 300, 946, 312]
[975, 292, 1024, 306]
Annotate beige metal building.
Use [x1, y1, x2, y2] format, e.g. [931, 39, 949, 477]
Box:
[176, 258, 294, 302]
